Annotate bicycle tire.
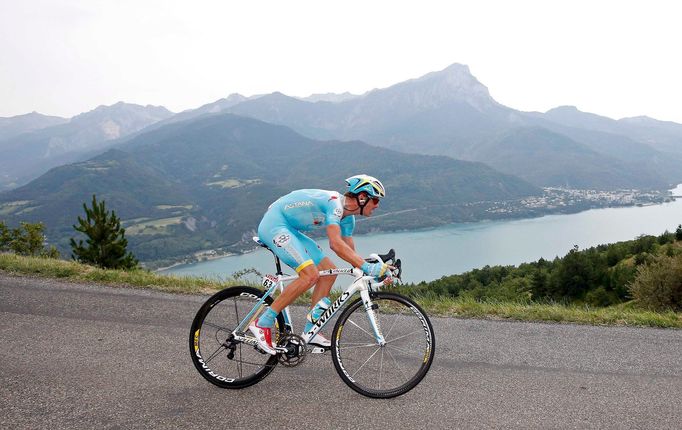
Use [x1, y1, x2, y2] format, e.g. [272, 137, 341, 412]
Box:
[189, 286, 285, 389]
[331, 292, 435, 398]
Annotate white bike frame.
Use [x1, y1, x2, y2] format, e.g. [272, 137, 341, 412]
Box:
[231, 255, 391, 352]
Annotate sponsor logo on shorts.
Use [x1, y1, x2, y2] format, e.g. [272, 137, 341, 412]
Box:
[284, 201, 313, 210]
[333, 207, 343, 218]
[273, 233, 291, 247]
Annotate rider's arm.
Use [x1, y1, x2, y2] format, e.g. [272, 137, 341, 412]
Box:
[342, 236, 355, 251]
[327, 224, 364, 268]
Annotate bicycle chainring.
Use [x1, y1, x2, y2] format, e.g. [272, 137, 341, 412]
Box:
[276, 333, 307, 367]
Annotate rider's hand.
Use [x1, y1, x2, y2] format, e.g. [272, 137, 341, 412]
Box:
[361, 261, 390, 278]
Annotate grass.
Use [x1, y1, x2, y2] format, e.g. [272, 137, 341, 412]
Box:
[0, 253, 239, 294]
[1, 253, 680, 328]
[413, 294, 681, 328]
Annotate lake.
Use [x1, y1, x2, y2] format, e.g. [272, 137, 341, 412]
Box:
[162, 184, 682, 283]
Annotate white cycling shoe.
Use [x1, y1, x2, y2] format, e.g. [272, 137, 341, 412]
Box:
[248, 321, 277, 355]
[302, 331, 331, 348]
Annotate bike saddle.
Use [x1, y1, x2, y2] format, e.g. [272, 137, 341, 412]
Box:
[252, 236, 269, 249]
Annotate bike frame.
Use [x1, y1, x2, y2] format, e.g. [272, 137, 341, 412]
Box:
[231, 267, 388, 350]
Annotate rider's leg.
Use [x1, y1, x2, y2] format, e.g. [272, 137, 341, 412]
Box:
[310, 257, 337, 306]
[270, 264, 319, 313]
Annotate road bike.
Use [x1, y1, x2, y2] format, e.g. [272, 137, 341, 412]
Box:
[189, 238, 435, 398]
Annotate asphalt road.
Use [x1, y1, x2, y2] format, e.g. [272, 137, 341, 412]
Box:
[1, 273, 681, 429]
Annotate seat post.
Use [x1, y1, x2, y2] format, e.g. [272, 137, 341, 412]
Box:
[275, 256, 283, 276]
[253, 236, 284, 276]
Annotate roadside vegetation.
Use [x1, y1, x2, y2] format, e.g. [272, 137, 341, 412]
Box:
[1, 251, 680, 328]
[2, 201, 681, 328]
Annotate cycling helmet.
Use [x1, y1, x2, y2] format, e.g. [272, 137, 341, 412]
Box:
[345, 174, 385, 215]
[345, 174, 386, 199]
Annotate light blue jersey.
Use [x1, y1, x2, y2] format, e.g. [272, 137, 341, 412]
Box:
[258, 189, 355, 272]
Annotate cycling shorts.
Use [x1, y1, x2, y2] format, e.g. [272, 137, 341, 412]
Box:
[257, 211, 325, 272]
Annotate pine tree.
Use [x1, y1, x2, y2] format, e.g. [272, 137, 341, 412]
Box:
[70, 195, 138, 269]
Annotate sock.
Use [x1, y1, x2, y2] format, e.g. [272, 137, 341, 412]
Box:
[256, 307, 278, 328]
[304, 297, 332, 334]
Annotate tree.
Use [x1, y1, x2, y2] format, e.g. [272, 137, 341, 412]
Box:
[629, 255, 682, 311]
[1, 221, 60, 258]
[676, 224, 682, 241]
[70, 195, 138, 269]
[0, 221, 10, 251]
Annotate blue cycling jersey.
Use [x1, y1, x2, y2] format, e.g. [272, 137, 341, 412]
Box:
[266, 189, 355, 236]
[257, 189, 356, 272]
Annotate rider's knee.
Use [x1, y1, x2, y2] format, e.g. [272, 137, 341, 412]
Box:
[299, 265, 319, 286]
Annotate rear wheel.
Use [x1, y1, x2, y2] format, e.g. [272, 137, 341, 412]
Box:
[331, 292, 435, 398]
[189, 286, 285, 389]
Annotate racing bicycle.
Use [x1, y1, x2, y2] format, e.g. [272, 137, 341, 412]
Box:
[189, 237, 435, 398]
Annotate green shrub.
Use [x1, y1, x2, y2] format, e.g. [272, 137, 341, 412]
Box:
[629, 255, 682, 311]
[0, 221, 57, 257]
[585, 286, 616, 307]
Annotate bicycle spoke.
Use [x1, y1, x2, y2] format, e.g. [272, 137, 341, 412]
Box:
[203, 321, 233, 332]
[386, 347, 409, 382]
[351, 346, 382, 378]
[234, 298, 243, 379]
[386, 343, 421, 355]
[385, 329, 423, 344]
[347, 318, 377, 340]
[340, 343, 378, 350]
[203, 344, 227, 364]
[384, 314, 401, 338]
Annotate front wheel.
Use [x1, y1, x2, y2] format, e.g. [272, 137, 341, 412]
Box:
[331, 292, 435, 398]
[189, 286, 285, 389]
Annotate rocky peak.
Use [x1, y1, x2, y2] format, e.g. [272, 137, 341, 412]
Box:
[363, 62, 498, 112]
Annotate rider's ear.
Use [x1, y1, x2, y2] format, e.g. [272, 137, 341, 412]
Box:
[358, 192, 367, 204]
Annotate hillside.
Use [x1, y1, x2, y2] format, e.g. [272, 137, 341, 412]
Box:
[0, 103, 173, 190]
[0, 113, 540, 263]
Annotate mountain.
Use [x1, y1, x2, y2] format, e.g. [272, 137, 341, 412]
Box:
[0, 113, 540, 262]
[299, 92, 362, 103]
[206, 64, 682, 190]
[539, 106, 682, 156]
[0, 112, 68, 141]
[0, 102, 173, 190]
[470, 127, 664, 188]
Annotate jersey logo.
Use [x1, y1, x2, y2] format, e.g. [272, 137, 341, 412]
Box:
[273, 233, 291, 247]
[333, 207, 343, 218]
[284, 201, 313, 210]
[328, 196, 338, 201]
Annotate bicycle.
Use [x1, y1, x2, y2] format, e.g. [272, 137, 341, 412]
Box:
[189, 237, 435, 398]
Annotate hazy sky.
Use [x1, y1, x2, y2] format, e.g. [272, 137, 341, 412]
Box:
[1, 0, 681, 122]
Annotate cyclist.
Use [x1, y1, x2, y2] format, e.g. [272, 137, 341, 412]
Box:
[249, 174, 391, 354]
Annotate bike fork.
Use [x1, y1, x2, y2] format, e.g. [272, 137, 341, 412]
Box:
[360, 289, 386, 346]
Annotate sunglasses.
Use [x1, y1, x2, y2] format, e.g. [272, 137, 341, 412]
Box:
[370, 197, 380, 204]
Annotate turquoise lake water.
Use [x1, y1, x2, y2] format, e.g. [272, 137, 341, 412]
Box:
[163, 185, 682, 283]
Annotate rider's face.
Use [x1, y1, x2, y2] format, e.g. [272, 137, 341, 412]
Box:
[362, 196, 380, 216]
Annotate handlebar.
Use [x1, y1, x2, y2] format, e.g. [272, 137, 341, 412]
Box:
[365, 248, 402, 282]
